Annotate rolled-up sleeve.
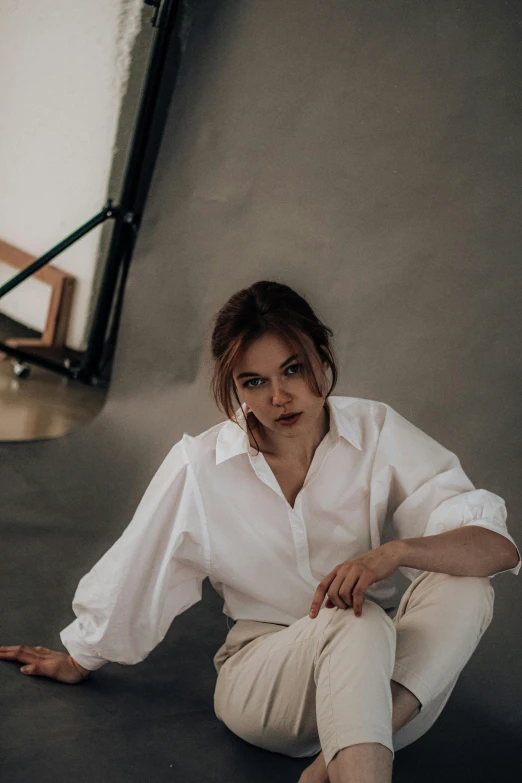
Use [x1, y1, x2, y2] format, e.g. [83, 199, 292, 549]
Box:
[60, 436, 211, 671]
[373, 404, 521, 582]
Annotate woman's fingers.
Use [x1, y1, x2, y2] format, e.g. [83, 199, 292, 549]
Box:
[0, 645, 47, 676]
[0, 645, 43, 663]
[326, 573, 350, 609]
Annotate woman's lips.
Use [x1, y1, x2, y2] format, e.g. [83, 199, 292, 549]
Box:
[277, 412, 302, 425]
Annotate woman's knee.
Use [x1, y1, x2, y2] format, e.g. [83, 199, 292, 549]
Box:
[439, 574, 492, 603]
[432, 574, 494, 636]
[325, 597, 397, 651]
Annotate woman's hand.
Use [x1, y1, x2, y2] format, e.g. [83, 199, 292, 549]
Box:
[0, 645, 91, 684]
[309, 542, 402, 618]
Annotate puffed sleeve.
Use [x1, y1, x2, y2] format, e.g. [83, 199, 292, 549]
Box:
[60, 436, 211, 671]
[372, 404, 521, 582]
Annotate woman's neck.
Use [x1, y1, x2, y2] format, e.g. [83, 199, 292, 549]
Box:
[249, 404, 330, 465]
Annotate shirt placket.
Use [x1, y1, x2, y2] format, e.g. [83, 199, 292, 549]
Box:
[249, 440, 333, 588]
[289, 496, 318, 586]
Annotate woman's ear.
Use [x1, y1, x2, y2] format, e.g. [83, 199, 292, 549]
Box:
[321, 350, 329, 372]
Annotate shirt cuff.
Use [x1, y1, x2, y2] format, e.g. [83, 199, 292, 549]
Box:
[59, 620, 109, 672]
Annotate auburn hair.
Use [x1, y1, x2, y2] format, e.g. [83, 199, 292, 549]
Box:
[210, 280, 339, 454]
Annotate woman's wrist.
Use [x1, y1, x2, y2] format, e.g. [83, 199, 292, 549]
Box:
[69, 656, 91, 679]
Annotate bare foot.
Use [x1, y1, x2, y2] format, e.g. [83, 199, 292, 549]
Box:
[297, 750, 329, 783]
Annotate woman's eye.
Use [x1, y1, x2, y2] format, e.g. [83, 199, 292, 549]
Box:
[243, 363, 302, 389]
[287, 362, 302, 376]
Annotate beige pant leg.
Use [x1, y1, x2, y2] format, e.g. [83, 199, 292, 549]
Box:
[391, 570, 494, 752]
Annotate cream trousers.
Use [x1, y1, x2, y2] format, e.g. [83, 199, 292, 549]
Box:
[213, 570, 494, 769]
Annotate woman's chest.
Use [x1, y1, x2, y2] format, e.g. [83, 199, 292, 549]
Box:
[263, 457, 311, 509]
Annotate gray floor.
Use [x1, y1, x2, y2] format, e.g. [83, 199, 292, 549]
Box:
[1, 1, 521, 780]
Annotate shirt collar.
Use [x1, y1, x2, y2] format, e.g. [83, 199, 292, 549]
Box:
[215, 396, 363, 465]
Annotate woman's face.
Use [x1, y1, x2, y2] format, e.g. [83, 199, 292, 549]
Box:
[232, 332, 329, 440]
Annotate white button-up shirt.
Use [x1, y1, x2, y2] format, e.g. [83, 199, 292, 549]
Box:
[60, 396, 521, 671]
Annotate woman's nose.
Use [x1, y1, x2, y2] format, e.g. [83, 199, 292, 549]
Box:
[272, 385, 292, 404]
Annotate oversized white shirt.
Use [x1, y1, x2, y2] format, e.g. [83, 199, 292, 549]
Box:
[60, 396, 521, 671]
